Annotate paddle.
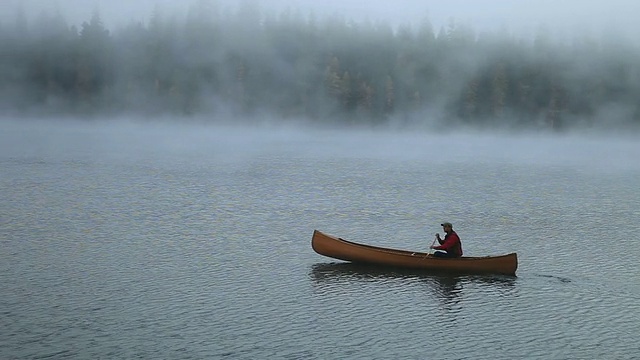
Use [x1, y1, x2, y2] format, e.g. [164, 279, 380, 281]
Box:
[424, 236, 438, 258]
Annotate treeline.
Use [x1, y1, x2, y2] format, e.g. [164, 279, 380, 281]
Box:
[1, 1, 640, 130]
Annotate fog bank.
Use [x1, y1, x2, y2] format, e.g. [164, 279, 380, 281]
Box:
[1, 1, 639, 132]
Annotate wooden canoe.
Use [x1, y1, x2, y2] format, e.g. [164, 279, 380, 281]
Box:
[312, 230, 518, 276]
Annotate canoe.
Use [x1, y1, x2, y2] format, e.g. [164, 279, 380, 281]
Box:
[311, 230, 518, 276]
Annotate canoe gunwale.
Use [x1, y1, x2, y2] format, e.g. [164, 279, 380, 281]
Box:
[335, 235, 515, 261]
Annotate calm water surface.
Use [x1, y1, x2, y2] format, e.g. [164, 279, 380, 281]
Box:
[1, 120, 639, 359]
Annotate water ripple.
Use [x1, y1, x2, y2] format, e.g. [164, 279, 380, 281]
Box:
[2, 125, 640, 359]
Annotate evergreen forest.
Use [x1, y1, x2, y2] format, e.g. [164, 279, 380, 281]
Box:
[1, 1, 640, 131]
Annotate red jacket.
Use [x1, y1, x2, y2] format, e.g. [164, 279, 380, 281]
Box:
[434, 231, 463, 257]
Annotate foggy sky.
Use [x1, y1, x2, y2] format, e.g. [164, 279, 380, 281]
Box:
[3, 0, 640, 39]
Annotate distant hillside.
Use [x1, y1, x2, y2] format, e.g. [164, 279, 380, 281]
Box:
[1, 2, 639, 131]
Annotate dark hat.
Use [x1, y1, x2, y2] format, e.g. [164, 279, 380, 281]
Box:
[441, 222, 453, 227]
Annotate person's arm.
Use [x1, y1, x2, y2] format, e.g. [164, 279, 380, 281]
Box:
[433, 234, 459, 251]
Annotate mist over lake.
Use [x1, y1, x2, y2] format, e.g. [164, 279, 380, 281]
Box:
[2, 1, 640, 359]
[2, 0, 640, 132]
[1, 118, 640, 359]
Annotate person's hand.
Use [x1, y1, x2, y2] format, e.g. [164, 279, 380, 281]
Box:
[435, 233, 441, 240]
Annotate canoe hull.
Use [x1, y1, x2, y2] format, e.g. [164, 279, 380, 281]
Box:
[312, 230, 518, 276]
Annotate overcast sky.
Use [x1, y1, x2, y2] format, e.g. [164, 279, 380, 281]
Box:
[3, 0, 639, 39]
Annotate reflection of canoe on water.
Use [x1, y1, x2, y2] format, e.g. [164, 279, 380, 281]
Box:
[312, 230, 518, 276]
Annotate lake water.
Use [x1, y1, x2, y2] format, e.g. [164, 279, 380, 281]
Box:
[1, 119, 640, 359]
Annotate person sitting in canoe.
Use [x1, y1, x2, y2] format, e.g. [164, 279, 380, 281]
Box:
[430, 222, 463, 258]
